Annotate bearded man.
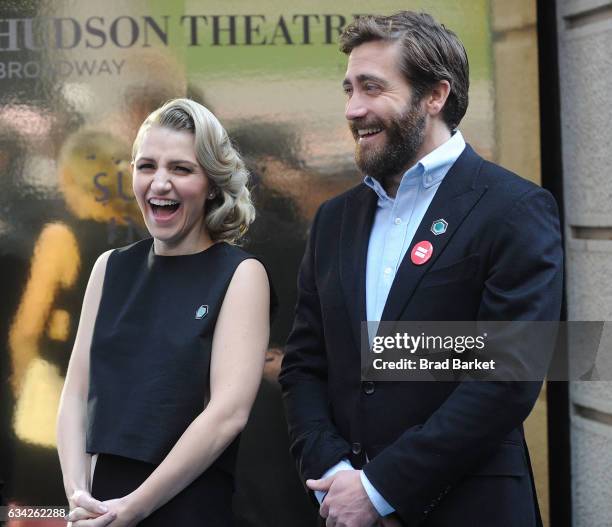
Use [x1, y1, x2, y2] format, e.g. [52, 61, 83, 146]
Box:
[279, 11, 563, 527]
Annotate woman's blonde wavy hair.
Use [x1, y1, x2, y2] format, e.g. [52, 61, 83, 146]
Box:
[132, 98, 254, 244]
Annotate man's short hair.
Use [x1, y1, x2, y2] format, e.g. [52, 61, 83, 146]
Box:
[339, 11, 469, 130]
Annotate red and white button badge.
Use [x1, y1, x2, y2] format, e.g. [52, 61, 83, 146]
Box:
[411, 241, 433, 265]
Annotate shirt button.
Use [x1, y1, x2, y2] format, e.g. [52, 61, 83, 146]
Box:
[363, 381, 375, 395]
[384, 267, 392, 275]
[352, 442, 362, 455]
[394, 217, 401, 225]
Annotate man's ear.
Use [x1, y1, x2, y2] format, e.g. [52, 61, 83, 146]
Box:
[424, 80, 451, 117]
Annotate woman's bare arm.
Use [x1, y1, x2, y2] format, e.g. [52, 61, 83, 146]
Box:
[57, 250, 113, 515]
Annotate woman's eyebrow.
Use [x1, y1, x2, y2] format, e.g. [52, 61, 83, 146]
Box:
[168, 159, 198, 166]
[135, 157, 198, 166]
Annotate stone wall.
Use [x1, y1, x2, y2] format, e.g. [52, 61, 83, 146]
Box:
[556, 0, 612, 525]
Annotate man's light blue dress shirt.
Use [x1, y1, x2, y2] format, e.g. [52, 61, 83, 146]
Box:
[315, 131, 466, 516]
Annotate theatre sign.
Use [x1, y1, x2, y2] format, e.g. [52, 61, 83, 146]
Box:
[0, 13, 368, 78]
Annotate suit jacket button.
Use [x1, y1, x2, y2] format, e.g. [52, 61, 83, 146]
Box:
[363, 381, 375, 395]
[352, 442, 362, 455]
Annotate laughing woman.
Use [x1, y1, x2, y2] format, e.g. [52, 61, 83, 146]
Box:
[57, 99, 271, 527]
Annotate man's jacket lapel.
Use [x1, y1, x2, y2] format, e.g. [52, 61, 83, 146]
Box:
[380, 145, 488, 322]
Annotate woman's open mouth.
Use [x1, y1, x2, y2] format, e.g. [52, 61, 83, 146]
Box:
[148, 198, 181, 220]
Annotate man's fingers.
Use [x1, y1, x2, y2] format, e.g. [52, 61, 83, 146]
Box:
[306, 476, 333, 492]
[320, 496, 330, 518]
[71, 490, 109, 515]
[72, 511, 116, 527]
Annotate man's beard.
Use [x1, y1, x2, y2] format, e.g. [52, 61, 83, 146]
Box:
[351, 100, 426, 183]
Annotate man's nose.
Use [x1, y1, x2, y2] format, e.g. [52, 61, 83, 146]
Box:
[345, 94, 368, 121]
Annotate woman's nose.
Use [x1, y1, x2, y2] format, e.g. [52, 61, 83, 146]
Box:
[151, 169, 171, 192]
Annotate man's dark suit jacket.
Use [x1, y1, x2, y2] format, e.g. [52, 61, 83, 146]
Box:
[279, 145, 563, 527]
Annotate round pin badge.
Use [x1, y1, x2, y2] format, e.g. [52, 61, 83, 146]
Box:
[411, 241, 433, 265]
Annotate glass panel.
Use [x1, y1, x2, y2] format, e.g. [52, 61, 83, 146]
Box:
[0, 1, 547, 525]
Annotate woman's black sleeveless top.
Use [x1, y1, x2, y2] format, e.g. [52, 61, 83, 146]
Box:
[86, 238, 256, 473]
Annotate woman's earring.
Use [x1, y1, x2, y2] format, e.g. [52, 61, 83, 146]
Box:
[208, 191, 216, 200]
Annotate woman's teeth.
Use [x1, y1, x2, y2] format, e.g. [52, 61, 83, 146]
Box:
[149, 198, 180, 206]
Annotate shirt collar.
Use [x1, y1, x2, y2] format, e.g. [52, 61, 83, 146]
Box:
[364, 130, 466, 202]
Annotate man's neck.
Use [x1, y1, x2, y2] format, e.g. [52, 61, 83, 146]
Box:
[383, 123, 452, 198]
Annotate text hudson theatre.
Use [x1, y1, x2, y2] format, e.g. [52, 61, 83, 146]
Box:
[0, 14, 368, 51]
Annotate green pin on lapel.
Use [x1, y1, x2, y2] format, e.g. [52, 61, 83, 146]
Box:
[195, 305, 209, 319]
[431, 219, 448, 236]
